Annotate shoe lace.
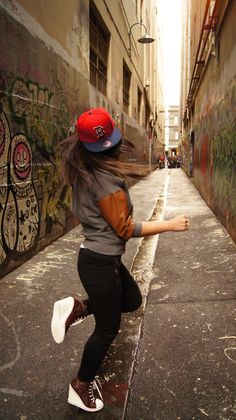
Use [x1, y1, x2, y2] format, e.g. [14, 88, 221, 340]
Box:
[71, 316, 86, 327]
[88, 382, 95, 403]
[92, 377, 103, 401]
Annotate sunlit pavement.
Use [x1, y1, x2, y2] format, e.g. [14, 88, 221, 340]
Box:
[125, 169, 236, 420]
[1, 168, 235, 420]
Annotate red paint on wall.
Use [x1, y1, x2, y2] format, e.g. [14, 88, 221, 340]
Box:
[200, 133, 209, 176]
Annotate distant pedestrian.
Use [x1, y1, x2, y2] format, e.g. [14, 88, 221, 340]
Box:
[51, 108, 190, 412]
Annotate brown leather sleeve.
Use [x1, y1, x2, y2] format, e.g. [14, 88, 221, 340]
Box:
[97, 190, 135, 240]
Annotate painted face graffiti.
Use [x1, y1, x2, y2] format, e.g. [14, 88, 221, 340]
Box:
[13, 140, 31, 180]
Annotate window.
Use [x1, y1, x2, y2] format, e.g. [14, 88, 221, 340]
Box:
[123, 61, 131, 114]
[175, 131, 179, 140]
[137, 87, 142, 122]
[90, 3, 110, 94]
[174, 116, 178, 125]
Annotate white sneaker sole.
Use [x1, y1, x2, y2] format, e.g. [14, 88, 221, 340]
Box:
[51, 297, 74, 344]
[68, 384, 104, 412]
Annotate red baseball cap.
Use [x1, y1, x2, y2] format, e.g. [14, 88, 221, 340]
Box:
[76, 108, 122, 152]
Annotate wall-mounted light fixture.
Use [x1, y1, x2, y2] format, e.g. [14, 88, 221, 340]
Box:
[128, 22, 155, 57]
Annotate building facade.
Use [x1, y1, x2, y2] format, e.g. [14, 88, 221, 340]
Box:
[167, 105, 179, 156]
[180, 0, 236, 243]
[0, 0, 164, 277]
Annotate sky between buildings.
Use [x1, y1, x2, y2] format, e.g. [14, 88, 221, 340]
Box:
[159, 0, 182, 107]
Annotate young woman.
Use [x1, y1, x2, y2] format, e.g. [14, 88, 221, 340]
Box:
[51, 108, 189, 413]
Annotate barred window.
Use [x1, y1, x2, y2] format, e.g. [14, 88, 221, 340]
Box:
[90, 4, 110, 94]
[123, 61, 131, 114]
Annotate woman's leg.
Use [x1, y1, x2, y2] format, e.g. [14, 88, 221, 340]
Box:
[77, 249, 123, 382]
[119, 261, 142, 313]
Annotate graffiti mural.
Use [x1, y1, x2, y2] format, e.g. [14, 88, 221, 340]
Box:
[183, 75, 236, 243]
[212, 121, 236, 217]
[3, 126, 39, 256]
[0, 69, 75, 276]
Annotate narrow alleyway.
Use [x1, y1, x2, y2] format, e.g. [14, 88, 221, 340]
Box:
[1, 0, 236, 418]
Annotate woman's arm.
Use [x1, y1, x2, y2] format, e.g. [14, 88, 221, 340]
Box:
[140, 215, 189, 237]
[97, 189, 189, 240]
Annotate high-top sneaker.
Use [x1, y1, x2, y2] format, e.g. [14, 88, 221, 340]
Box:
[51, 297, 88, 343]
[68, 378, 104, 412]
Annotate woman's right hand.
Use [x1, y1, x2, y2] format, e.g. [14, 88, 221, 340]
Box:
[169, 215, 190, 231]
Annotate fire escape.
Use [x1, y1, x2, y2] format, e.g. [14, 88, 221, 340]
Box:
[183, 0, 232, 125]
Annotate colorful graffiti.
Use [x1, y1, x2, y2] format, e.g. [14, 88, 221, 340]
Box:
[0, 69, 74, 275]
[182, 75, 236, 243]
[212, 121, 236, 216]
[0, 109, 39, 260]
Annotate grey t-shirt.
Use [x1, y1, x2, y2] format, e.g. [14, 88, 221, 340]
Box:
[72, 169, 142, 255]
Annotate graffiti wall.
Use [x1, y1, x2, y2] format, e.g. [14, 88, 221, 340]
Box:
[192, 75, 236, 243]
[0, 6, 89, 277]
[181, 1, 236, 244]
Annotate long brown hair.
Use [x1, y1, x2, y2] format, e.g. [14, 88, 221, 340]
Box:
[60, 132, 148, 186]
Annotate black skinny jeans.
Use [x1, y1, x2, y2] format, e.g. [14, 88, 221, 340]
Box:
[77, 248, 142, 382]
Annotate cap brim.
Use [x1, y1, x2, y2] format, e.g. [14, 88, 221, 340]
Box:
[82, 127, 122, 153]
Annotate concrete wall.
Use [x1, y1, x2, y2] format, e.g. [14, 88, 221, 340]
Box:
[0, 1, 91, 277]
[0, 0, 164, 277]
[180, 0, 236, 243]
